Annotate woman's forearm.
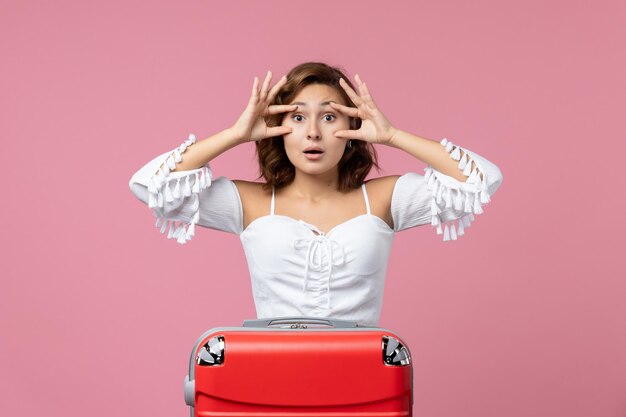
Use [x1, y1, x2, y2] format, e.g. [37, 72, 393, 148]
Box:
[154, 128, 243, 175]
[386, 128, 475, 182]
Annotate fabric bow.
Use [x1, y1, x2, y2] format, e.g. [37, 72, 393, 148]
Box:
[293, 221, 346, 309]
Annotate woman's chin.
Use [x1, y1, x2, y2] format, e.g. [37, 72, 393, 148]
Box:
[295, 164, 338, 177]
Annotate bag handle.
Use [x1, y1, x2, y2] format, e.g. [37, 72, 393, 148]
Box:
[242, 316, 363, 328]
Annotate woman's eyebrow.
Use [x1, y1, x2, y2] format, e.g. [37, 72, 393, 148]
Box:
[291, 101, 335, 107]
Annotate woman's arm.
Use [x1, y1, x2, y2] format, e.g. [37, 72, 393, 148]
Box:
[158, 128, 242, 174]
[153, 71, 295, 177]
[331, 74, 503, 240]
[129, 71, 295, 244]
[385, 129, 476, 183]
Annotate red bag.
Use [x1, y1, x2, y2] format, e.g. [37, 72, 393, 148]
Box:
[184, 316, 413, 417]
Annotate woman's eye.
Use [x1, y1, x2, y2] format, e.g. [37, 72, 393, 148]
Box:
[291, 114, 335, 122]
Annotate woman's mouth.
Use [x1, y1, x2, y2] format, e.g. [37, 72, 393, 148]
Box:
[303, 148, 324, 160]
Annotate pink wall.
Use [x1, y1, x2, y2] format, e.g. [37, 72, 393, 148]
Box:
[2, 1, 625, 416]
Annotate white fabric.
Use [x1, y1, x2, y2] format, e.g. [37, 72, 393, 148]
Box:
[128, 135, 503, 326]
[128, 142, 243, 239]
[241, 184, 394, 326]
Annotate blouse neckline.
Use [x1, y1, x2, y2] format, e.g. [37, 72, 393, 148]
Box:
[241, 213, 392, 237]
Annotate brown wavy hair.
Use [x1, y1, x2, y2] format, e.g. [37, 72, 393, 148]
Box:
[256, 62, 379, 192]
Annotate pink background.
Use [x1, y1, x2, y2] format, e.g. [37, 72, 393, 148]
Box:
[2, 1, 625, 416]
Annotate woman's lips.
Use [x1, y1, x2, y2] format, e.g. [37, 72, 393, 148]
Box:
[303, 151, 324, 160]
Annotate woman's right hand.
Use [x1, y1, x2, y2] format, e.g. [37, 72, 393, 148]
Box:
[231, 70, 298, 143]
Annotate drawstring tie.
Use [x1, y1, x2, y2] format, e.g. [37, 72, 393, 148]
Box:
[293, 220, 346, 309]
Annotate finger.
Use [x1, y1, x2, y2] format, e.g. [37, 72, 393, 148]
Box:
[335, 129, 364, 140]
[267, 75, 287, 103]
[339, 77, 361, 102]
[354, 74, 365, 97]
[260, 70, 272, 102]
[266, 125, 293, 137]
[357, 76, 376, 106]
[338, 77, 363, 106]
[251, 76, 259, 103]
[328, 101, 359, 118]
[267, 103, 299, 115]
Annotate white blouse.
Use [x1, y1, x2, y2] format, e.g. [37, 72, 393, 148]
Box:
[129, 134, 503, 326]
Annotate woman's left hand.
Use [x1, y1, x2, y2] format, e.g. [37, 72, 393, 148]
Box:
[330, 74, 397, 145]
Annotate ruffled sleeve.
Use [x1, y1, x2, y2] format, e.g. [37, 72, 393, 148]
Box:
[128, 133, 244, 244]
[391, 138, 503, 241]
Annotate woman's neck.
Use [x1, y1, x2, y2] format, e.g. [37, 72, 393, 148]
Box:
[285, 168, 341, 202]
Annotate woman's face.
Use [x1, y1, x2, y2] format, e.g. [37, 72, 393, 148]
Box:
[281, 83, 351, 177]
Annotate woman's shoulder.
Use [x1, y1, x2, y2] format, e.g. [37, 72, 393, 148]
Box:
[231, 179, 271, 202]
[364, 175, 402, 228]
[364, 175, 402, 199]
[232, 179, 268, 193]
[231, 180, 272, 227]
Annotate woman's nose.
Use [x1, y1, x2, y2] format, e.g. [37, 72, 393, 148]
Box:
[307, 124, 320, 140]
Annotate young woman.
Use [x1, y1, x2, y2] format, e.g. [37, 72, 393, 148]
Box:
[129, 62, 503, 326]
